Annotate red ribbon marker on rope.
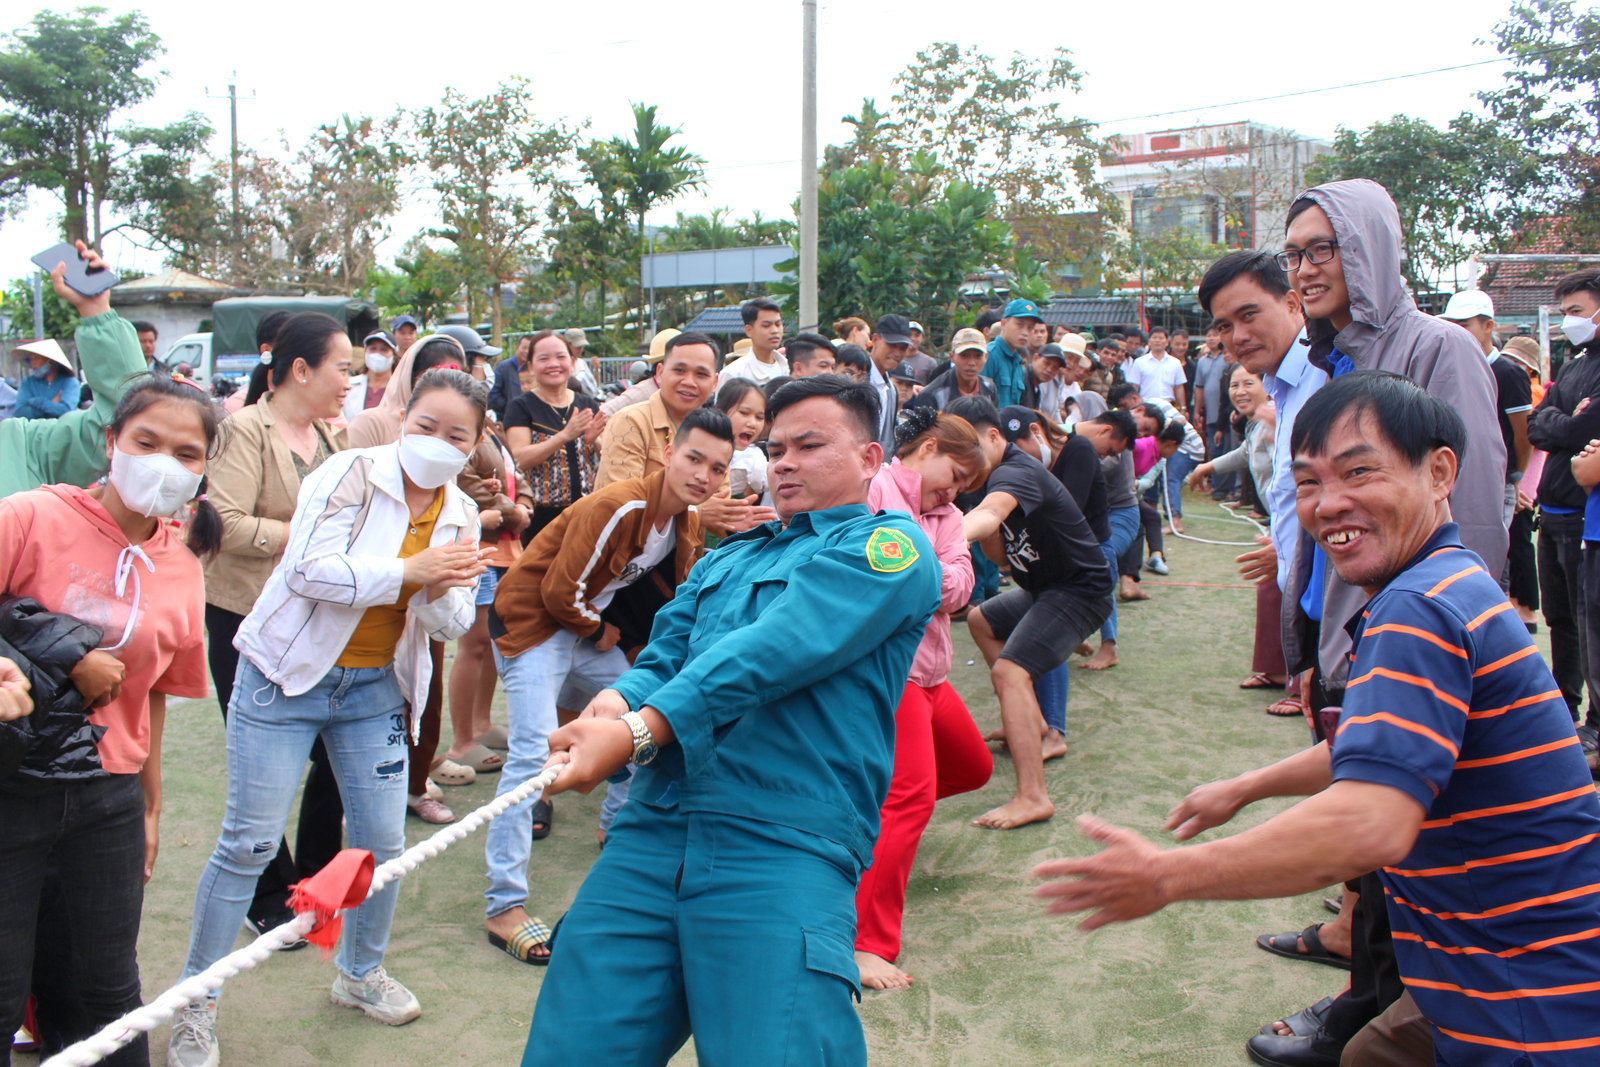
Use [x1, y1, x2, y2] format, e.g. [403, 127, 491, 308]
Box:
[287, 848, 375, 956]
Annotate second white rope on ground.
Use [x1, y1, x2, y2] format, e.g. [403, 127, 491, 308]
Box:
[40, 762, 565, 1067]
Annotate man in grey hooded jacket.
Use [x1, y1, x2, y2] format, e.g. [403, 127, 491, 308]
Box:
[1249, 179, 1507, 1067]
[1279, 178, 1507, 690]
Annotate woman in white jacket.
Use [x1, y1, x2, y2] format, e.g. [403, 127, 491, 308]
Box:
[170, 369, 489, 1066]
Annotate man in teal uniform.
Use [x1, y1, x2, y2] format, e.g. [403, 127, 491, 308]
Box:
[522, 375, 940, 1067]
[985, 298, 1044, 408]
[1, 241, 147, 498]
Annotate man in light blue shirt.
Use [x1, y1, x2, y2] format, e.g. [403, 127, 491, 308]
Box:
[1197, 251, 1326, 590]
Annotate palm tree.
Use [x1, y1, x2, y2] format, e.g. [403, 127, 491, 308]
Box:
[608, 102, 707, 270]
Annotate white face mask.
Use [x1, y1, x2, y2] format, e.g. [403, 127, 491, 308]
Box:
[109, 446, 203, 518]
[365, 352, 393, 374]
[1561, 313, 1598, 347]
[398, 433, 469, 489]
[1039, 441, 1053, 469]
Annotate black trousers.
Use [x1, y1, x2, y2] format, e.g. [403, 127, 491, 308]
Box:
[206, 604, 343, 920]
[1508, 507, 1539, 608]
[1, 775, 148, 1067]
[1305, 678, 1404, 1053]
[1538, 515, 1593, 725]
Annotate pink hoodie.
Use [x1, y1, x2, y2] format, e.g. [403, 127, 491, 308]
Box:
[867, 460, 973, 687]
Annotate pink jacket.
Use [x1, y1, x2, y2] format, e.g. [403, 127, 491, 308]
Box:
[868, 460, 973, 687]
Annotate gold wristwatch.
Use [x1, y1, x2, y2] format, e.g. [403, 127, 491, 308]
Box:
[621, 710, 659, 766]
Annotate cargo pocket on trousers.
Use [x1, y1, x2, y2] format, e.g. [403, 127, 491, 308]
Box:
[803, 928, 861, 1003]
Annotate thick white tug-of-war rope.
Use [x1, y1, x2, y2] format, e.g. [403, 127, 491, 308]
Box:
[41, 761, 566, 1067]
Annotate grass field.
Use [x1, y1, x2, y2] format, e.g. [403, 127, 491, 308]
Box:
[22, 502, 1464, 1067]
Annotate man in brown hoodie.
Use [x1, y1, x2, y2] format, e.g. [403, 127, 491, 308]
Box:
[480, 406, 735, 964]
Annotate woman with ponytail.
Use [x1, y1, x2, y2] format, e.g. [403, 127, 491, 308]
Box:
[203, 310, 351, 937]
[853, 406, 995, 992]
[0, 372, 220, 1065]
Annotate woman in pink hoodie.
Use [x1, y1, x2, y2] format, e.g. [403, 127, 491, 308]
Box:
[855, 407, 994, 992]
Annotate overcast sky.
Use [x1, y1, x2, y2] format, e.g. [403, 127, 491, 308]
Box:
[0, 0, 1521, 279]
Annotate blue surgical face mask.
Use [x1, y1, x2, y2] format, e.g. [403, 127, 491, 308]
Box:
[32, 363, 53, 379]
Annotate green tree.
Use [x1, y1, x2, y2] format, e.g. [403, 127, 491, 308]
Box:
[1304, 116, 1495, 293]
[0, 8, 209, 246]
[546, 137, 633, 333]
[606, 103, 706, 271]
[1, 275, 75, 339]
[773, 152, 1010, 344]
[374, 238, 468, 329]
[1466, 0, 1600, 246]
[413, 79, 577, 345]
[881, 44, 1123, 289]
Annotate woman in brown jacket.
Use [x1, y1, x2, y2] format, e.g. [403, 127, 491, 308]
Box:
[442, 427, 531, 781]
[204, 311, 348, 936]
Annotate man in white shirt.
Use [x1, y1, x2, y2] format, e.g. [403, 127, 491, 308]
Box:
[1127, 327, 1187, 409]
[718, 298, 788, 389]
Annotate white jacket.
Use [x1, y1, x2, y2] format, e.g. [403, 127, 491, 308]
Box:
[235, 444, 479, 737]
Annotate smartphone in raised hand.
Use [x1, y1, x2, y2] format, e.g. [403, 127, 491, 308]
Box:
[31, 242, 120, 297]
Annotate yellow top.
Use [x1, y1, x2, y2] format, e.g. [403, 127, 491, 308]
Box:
[335, 489, 445, 668]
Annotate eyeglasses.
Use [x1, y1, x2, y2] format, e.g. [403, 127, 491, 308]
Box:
[1275, 241, 1338, 272]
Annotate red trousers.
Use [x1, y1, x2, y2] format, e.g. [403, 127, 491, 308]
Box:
[854, 680, 993, 962]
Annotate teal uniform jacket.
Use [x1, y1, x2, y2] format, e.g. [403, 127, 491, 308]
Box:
[612, 502, 941, 869]
[985, 335, 1026, 409]
[0, 312, 146, 498]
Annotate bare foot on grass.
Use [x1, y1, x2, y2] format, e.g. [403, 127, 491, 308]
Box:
[1074, 641, 1095, 657]
[1080, 642, 1118, 670]
[973, 797, 1055, 829]
[1041, 729, 1068, 761]
[856, 950, 913, 991]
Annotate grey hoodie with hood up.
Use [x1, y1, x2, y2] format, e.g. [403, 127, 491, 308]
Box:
[1283, 178, 1508, 686]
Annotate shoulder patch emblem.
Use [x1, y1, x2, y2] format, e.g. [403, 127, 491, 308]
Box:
[866, 527, 919, 573]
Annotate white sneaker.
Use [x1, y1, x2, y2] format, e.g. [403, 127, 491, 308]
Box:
[330, 966, 421, 1025]
[1144, 555, 1170, 576]
[167, 999, 219, 1067]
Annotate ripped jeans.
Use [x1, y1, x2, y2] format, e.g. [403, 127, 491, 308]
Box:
[181, 658, 409, 986]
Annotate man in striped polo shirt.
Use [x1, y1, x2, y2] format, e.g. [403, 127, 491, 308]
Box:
[1036, 370, 1600, 1065]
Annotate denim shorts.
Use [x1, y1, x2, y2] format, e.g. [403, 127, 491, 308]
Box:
[475, 565, 505, 607]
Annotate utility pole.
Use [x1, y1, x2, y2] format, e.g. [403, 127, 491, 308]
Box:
[206, 74, 253, 278]
[31, 274, 44, 339]
[798, 0, 819, 330]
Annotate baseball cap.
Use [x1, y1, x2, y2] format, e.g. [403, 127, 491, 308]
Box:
[1057, 333, 1088, 359]
[889, 365, 921, 384]
[1038, 343, 1069, 364]
[1002, 298, 1043, 322]
[643, 328, 682, 364]
[1440, 290, 1495, 321]
[874, 314, 913, 346]
[562, 328, 589, 349]
[997, 405, 1041, 442]
[950, 327, 988, 355]
[363, 330, 397, 352]
[909, 320, 925, 334]
[391, 314, 419, 331]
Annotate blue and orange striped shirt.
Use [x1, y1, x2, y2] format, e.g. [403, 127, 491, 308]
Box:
[1333, 523, 1600, 1065]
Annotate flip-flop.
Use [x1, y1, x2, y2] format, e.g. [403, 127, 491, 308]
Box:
[487, 918, 552, 966]
[1324, 896, 1342, 915]
[531, 798, 553, 841]
[1240, 672, 1286, 690]
[1265, 696, 1306, 717]
[432, 759, 475, 787]
[478, 725, 510, 750]
[1255, 924, 1351, 970]
[459, 742, 504, 774]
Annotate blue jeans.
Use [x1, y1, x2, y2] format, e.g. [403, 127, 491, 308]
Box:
[182, 658, 409, 985]
[487, 630, 629, 918]
[1036, 506, 1140, 734]
[970, 543, 1000, 604]
[1146, 452, 1200, 517]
